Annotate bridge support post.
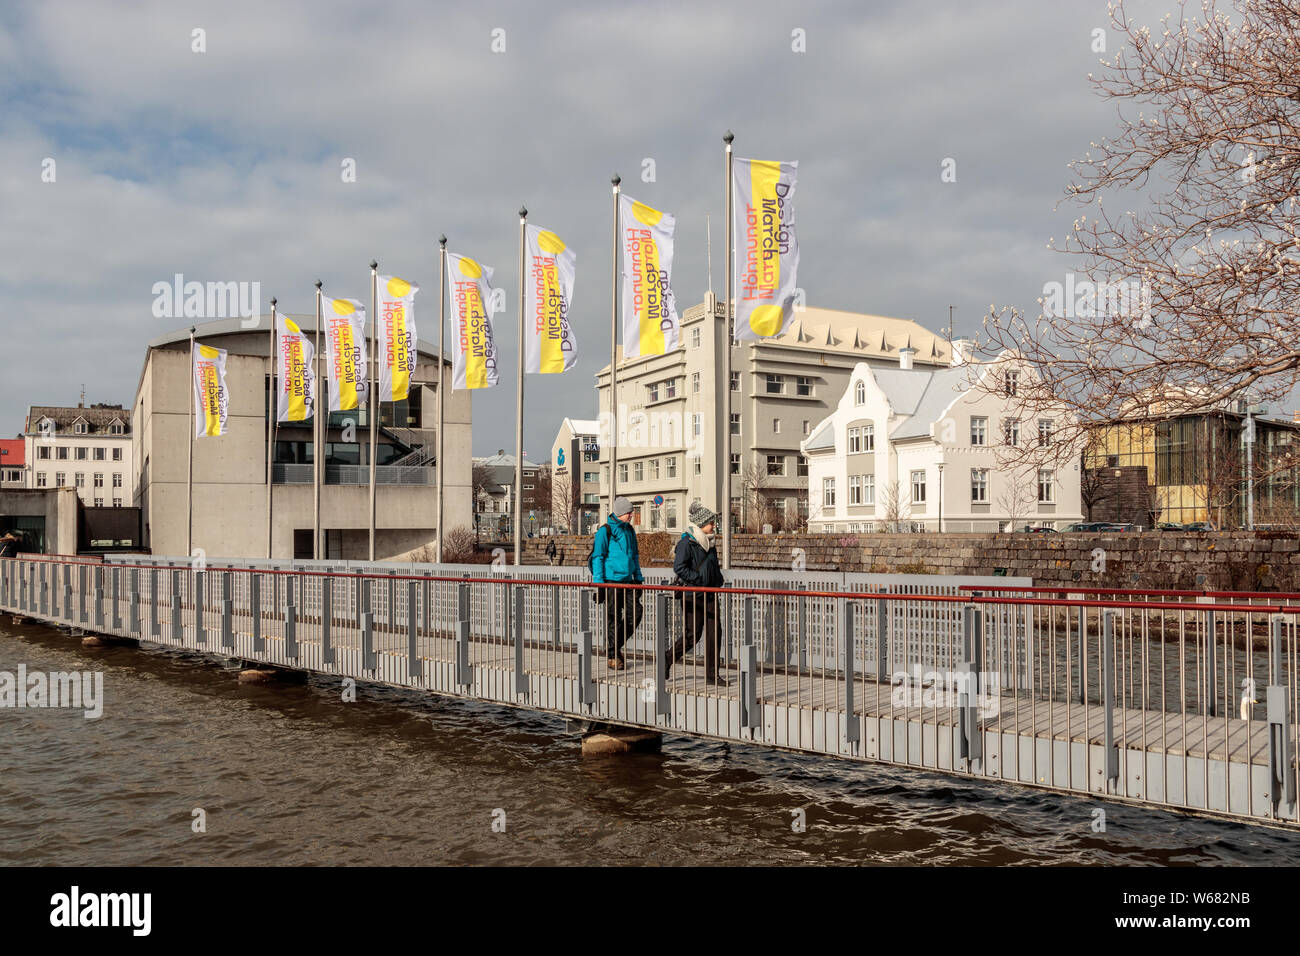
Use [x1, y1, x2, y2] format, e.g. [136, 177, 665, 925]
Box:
[93, 567, 104, 630]
[321, 577, 334, 664]
[740, 596, 760, 730]
[959, 603, 984, 766]
[407, 580, 421, 680]
[251, 573, 263, 652]
[39, 562, 48, 617]
[512, 586, 527, 697]
[455, 582, 473, 687]
[221, 571, 233, 649]
[110, 565, 121, 631]
[78, 565, 87, 626]
[844, 601, 859, 744]
[284, 575, 298, 660]
[170, 570, 182, 642]
[654, 592, 669, 717]
[1102, 609, 1119, 786]
[194, 570, 206, 645]
[578, 590, 595, 708]
[1267, 614, 1295, 818]
[360, 577, 375, 671]
[148, 568, 159, 636]
[128, 567, 139, 635]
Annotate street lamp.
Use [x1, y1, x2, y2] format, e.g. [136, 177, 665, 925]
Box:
[936, 462, 945, 534]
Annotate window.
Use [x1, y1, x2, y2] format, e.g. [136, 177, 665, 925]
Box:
[863, 474, 876, 505]
[854, 381, 866, 405]
[109, 422, 125, 435]
[55, 472, 65, 486]
[1004, 419, 1020, 446]
[971, 468, 989, 503]
[664, 379, 677, 399]
[730, 453, 740, 475]
[848, 426, 860, 453]
[633, 462, 644, 482]
[37, 446, 50, 460]
[970, 417, 988, 446]
[584, 471, 598, 484]
[113, 498, 122, 508]
[911, 470, 927, 504]
[94, 473, 104, 488]
[1038, 420, 1054, 447]
[691, 327, 701, 349]
[766, 455, 785, 476]
[849, 475, 862, 504]
[772, 418, 781, 434]
[730, 371, 740, 392]
[823, 478, 836, 508]
[766, 374, 784, 394]
[691, 372, 700, 394]
[666, 457, 677, 478]
[94, 497, 103, 507]
[666, 501, 677, 528]
[797, 376, 812, 396]
[797, 455, 808, 477]
[1038, 469, 1055, 503]
[693, 458, 702, 476]
[584, 448, 599, 462]
[93, 447, 105, 461]
[649, 459, 660, 480]
[692, 414, 701, 437]
[647, 383, 659, 402]
[113, 473, 122, 488]
[730, 414, 740, 436]
[618, 463, 628, 483]
[863, 423, 875, 452]
[650, 508, 662, 530]
[802, 420, 810, 436]
[61, 447, 72, 460]
[36, 473, 47, 487]
[1005, 370, 1019, 397]
[112, 447, 122, 461]
[74, 421, 87, 435]
[75, 473, 85, 489]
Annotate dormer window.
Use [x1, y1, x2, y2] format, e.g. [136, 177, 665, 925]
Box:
[73, 418, 88, 435]
[108, 420, 125, 435]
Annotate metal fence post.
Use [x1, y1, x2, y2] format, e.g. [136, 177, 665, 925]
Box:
[959, 603, 984, 765]
[740, 596, 760, 730]
[284, 574, 298, 660]
[1103, 609, 1119, 786]
[221, 571, 233, 649]
[797, 587, 808, 671]
[148, 568, 159, 636]
[1076, 605, 1087, 705]
[578, 589, 594, 707]
[251, 572, 264, 652]
[875, 596, 889, 683]
[93, 566, 104, 629]
[170, 570, 182, 643]
[40, 562, 48, 617]
[455, 582, 472, 687]
[1205, 604, 1219, 718]
[551, 586, 561, 649]
[79, 564, 88, 626]
[655, 592, 669, 717]
[407, 579, 421, 680]
[110, 565, 121, 630]
[843, 600, 860, 744]
[128, 567, 139, 634]
[360, 576, 375, 671]
[321, 577, 334, 664]
[194, 569, 206, 645]
[1267, 614, 1295, 816]
[512, 586, 527, 696]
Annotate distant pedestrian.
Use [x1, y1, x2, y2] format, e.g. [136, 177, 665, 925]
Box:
[668, 503, 728, 685]
[590, 497, 644, 670]
[0, 533, 18, 559]
[545, 537, 559, 566]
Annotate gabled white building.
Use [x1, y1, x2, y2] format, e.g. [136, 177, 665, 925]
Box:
[800, 352, 1082, 532]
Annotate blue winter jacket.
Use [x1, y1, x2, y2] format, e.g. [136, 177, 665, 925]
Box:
[591, 515, 644, 583]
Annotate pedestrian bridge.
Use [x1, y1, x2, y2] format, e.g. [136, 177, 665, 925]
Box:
[4, 553, 1300, 830]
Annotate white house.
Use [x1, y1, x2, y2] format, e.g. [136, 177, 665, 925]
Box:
[800, 352, 1082, 532]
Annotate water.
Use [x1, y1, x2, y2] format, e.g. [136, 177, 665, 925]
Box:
[2, 620, 1298, 866]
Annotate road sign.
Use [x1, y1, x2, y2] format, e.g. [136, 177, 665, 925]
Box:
[653, 495, 664, 506]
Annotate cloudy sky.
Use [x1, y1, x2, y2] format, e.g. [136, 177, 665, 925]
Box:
[0, 0, 1172, 455]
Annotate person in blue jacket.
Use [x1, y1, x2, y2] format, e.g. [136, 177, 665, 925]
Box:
[590, 497, 644, 669]
[667, 502, 728, 685]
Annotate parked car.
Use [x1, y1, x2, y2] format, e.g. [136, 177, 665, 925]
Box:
[1181, 521, 1216, 532]
[1097, 522, 1136, 532]
[1157, 522, 1184, 531]
[1019, 525, 1058, 533]
[1064, 521, 1107, 532]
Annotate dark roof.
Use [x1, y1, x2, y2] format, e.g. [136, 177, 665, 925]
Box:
[26, 405, 130, 436]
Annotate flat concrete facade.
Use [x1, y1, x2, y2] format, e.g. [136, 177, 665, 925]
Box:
[0, 487, 78, 554]
[133, 316, 472, 560]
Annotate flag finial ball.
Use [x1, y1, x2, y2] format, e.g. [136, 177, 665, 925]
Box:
[612, 173, 621, 186]
[519, 206, 528, 218]
[315, 280, 322, 290]
[724, 130, 734, 144]
[370, 260, 378, 270]
[439, 234, 447, 246]
[270, 297, 277, 307]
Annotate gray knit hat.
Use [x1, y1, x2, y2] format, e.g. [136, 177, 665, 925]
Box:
[612, 496, 634, 517]
[689, 502, 718, 526]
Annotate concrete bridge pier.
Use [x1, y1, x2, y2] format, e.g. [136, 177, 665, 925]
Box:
[570, 720, 663, 756]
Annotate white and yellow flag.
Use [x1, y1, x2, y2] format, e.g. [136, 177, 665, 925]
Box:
[192, 341, 229, 438]
[378, 275, 418, 403]
[447, 253, 500, 389]
[620, 195, 679, 358]
[524, 224, 577, 373]
[323, 296, 368, 412]
[733, 157, 800, 341]
[274, 314, 315, 424]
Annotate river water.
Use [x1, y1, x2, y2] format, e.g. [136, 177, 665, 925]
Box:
[2, 619, 1298, 867]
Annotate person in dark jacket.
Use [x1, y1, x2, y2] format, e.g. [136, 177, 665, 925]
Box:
[0, 533, 17, 559]
[668, 502, 728, 685]
[591, 497, 644, 669]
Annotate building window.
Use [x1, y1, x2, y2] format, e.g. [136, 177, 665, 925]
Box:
[633, 462, 644, 482]
[823, 477, 836, 507]
[666, 501, 677, 528]
[1038, 469, 1055, 503]
[113, 473, 122, 488]
[75, 473, 84, 488]
[55, 472, 65, 486]
[766, 374, 784, 394]
[730, 414, 740, 436]
[797, 455, 808, 477]
[730, 453, 740, 475]
[693, 458, 702, 476]
[584, 448, 599, 463]
[797, 376, 812, 396]
[863, 474, 876, 505]
[911, 470, 927, 504]
[863, 423, 875, 451]
[37, 446, 50, 460]
[618, 463, 628, 483]
[848, 426, 860, 453]
[584, 471, 598, 483]
[971, 468, 989, 502]
[664, 379, 677, 399]
[766, 455, 785, 476]
[94, 497, 103, 507]
[730, 371, 740, 392]
[772, 418, 781, 434]
[1005, 370, 1019, 397]
[113, 497, 122, 508]
[94, 473, 104, 488]
[691, 372, 700, 394]
[647, 383, 659, 402]
[692, 414, 701, 437]
[74, 422, 87, 435]
[109, 422, 125, 435]
[970, 417, 988, 446]
[802, 420, 810, 436]
[691, 327, 701, 349]
[649, 459, 660, 480]
[93, 447, 106, 461]
[666, 457, 677, 478]
[650, 507, 662, 530]
[61, 447, 72, 460]
[854, 381, 866, 405]
[1004, 419, 1020, 446]
[36, 473, 47, 488]
[112, 447, 122, 461]
[1038, 420, 1054, 447]
[849, 475, 861, 504]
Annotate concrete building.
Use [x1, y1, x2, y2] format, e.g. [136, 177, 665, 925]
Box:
[0, 439, 24, 489]
[24, 402, 134, 508]
[801, 354, 1083, 532]
[0, 487, 79, 554]
[549, 418, 601, 534]
[132, 316, 472, 559]
[594, 295, 955, 532]
[471, 451, 540, 539]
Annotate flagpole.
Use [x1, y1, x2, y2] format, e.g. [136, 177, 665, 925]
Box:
[721, 130, 734, 570]
[437, 235, 447, 564]
[515, 206, 527, 566]
[187, 326, 196, 558]
[609, 174, 620, 523]
[267, 298, 277, 559]
[314, 281, 323, 561]
[369, 260, 378, 562]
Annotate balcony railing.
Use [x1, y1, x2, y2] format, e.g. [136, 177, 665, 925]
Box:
[272, 464, 434, 486]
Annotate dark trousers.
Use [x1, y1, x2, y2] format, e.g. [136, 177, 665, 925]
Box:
[671, 593, 721, 677]
[605, 589, 643, 661]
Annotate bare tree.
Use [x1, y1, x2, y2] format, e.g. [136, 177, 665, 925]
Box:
[740, 460, 774, 532]
[551, 471, 578, 532]
[880, 480, 910, 533]
[997, 473, 1036, 531]
[978, 0, 1300, 485]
